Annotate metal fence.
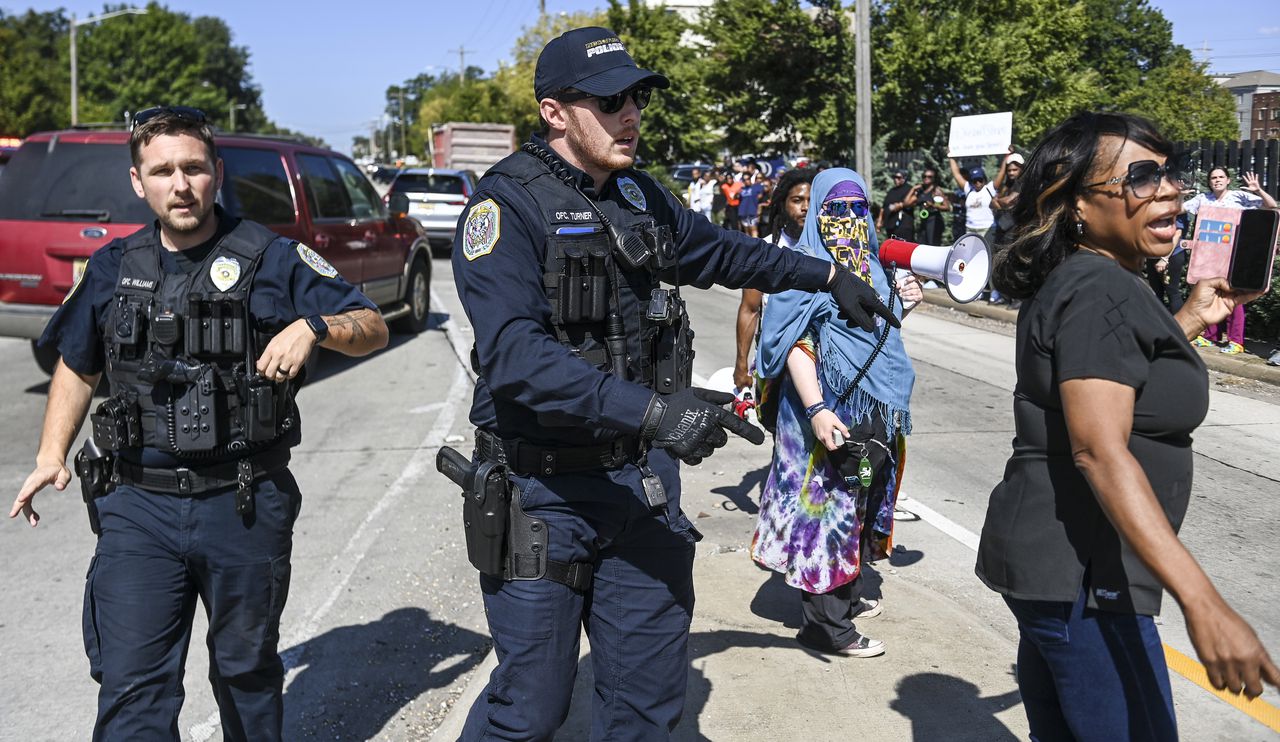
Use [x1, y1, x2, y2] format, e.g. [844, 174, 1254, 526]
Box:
[1175, 139, 1280, 199]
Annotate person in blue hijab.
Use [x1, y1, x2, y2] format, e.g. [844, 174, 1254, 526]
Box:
[750, 167, 922, 657]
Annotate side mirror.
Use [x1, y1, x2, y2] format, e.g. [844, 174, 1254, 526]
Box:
[387, 192, 410, 216]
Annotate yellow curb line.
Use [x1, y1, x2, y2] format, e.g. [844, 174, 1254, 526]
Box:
[1164, 644, 1280, 732]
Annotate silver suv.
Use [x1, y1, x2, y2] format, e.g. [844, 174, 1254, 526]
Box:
[388, 168, 478, 253]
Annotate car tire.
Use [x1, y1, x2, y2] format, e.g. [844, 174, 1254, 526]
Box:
[391, 255, 431, 334]
[32, 340, 59, 376]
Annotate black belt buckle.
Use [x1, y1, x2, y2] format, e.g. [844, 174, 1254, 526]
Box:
[174, 467, 193, 495]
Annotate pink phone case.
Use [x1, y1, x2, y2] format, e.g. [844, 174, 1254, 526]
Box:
[1186, 205, 1241, 284]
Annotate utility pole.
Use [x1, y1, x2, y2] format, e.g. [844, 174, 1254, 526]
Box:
[448, 47, 473, 84]
[69, 7, 147, 126]
[228, 102, 247, 133]
[399, 88, 407, 159]
[854, 0, 872, 187]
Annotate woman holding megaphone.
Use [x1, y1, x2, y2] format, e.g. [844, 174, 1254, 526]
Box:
[751, 168, 922, 657]
[976, 111, 1277, 738]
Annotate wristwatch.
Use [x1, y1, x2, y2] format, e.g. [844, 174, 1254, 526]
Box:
[305, 314, 329, 342]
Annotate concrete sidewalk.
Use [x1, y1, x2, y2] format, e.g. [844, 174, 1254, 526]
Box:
[430, 445, 1031, 741]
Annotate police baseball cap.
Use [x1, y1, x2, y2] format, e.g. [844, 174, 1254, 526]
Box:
[534, 27, 670, 101]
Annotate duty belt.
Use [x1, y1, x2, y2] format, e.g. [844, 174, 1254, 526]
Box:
[113, 449, 291, 495]
[475, 430, 643, 476]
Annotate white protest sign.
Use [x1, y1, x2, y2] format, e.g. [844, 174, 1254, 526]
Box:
[948, 112, 1013, 157]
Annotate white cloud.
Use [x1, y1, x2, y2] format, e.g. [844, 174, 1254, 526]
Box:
[1260, 27, 1280, 35]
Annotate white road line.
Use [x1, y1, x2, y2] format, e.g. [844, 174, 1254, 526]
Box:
[189, 362, 471, 741]
[896, 496, 981, 553]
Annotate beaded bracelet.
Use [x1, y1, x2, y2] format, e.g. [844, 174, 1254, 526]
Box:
[804, 401, 828, 420]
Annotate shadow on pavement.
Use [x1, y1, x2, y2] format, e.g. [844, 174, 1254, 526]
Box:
[710, 464, 769, 515]
[889, 669, 1022, 741]
[281, 607, 489, 740]
[556, 628, 814, 741]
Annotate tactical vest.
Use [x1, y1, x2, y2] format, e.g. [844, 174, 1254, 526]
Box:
[93, 220, 296, 459]
[483, 146, 693, 394]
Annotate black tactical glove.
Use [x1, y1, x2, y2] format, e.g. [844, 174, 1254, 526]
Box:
[640, 387, 766, 465]
[828, 268, 901, 333]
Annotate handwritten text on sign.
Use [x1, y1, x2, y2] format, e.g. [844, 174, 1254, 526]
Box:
[949, 113, 1013, 157]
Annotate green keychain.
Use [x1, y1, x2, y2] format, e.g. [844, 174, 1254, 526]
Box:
[857, 444, 873, 488]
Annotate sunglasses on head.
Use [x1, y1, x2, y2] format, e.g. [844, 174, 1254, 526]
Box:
[820, 198, 869, 218]
[131, 105, 208, 130]
[1085, 158, 1191, 199]
[556, 85, 652, 115]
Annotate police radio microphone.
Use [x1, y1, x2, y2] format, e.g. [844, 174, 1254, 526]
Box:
[605, 311, 628, 377]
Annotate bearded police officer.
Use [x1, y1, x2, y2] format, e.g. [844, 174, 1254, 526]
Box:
[9, 107, 388, 740]
[449, 28, 895, 740]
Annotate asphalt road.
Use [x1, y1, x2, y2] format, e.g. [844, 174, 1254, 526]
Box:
[0, 256, 1276, 740]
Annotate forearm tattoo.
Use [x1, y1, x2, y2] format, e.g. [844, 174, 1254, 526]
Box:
[326, 308, 376, 346]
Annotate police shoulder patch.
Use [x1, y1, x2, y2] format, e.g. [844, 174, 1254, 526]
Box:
[462, 198, 501, 261]
[63, 258, 88, 304]
[296, 243, 338, 278]
[617, 176, 648, 212]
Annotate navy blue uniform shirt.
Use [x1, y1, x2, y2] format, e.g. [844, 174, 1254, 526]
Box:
[41, 211, 376, 461]
[453, 138, 830, 446]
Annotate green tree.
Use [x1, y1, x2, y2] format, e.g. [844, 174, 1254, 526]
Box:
[697, 0, 857, 161]
[1116, 49, 1238, 142]
[871, 0, 1234, 151]
[606, 0, 716, 164]
[0, 10, 68, 134]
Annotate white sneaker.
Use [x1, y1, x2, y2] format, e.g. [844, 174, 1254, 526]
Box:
[835, 632, 885, 658]
[852, 598, 883, 619]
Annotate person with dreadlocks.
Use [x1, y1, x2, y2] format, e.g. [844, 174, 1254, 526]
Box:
[751, 168, 923, 657]
[734, 167, 816, 391]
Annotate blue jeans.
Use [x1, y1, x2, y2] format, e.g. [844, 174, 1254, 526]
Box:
[1003, 590, 1176, 742]
[84, 473, 300, 741]
[462, 452, 697, 742]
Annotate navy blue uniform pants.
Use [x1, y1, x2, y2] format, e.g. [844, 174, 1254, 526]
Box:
[462, 455, 697, 741]
[1003, 588, 1176, 741]
[83, 471, 300, 741]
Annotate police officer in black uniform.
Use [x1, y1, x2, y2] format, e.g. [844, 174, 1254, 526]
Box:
[10, 107, 388, 741]
[450, 28, 897, 741]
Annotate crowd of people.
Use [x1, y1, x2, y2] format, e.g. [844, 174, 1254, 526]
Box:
[11, 21, 1280, 742]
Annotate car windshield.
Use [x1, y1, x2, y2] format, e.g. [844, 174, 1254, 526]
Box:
[393, 173, 465, 195]
[0, 141, 155, 223]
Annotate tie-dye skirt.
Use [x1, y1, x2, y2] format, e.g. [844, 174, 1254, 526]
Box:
[751, 375, 904, 594]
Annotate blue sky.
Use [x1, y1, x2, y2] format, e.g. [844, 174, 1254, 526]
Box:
[8, 0, 1279, 153]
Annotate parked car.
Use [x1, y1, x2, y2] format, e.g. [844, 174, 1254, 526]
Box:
[387, 168, 479, 253]
[0, 129, 433, 374]
[669, 162, 713, 185]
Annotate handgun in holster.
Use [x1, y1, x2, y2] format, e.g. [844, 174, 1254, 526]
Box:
[73, 439, 114, 536]
[436, 445, 548, 580]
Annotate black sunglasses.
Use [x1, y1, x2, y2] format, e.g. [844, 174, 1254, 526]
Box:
[1084, 158, 1191, 199]
[556, 85, 652, 115]
[131, 106, 208, 130]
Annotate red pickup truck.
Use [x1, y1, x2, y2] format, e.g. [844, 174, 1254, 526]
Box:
[0, 129, 432, 372]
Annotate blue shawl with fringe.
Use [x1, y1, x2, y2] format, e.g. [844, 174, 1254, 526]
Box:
[758, 168, 914, 434]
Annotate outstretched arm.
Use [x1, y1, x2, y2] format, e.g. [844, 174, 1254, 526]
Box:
[11, 360, 101, 527]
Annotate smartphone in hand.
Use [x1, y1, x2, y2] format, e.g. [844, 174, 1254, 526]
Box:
[1228, 209, 1280, 293]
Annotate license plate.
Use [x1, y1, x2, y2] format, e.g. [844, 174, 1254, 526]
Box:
[411, 202, 436, 214]
[72, 258, 88, 286]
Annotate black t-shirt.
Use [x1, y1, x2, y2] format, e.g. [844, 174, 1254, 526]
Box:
[881, 183, 915, 239]
[976, 250, 1209, 615]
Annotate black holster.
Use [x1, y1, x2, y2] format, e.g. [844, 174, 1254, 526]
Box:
[73, 439, 114, 536]
[436, 446, 562, 586]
